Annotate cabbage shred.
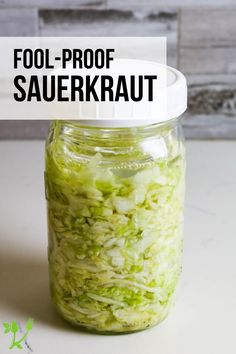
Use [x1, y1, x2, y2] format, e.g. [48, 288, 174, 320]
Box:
[45, 123, 185, 333]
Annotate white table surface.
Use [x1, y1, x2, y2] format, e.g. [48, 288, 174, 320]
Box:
[0, 141, 235, 354]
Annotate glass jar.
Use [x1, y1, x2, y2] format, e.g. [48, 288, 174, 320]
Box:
[45, 117, 186, 333]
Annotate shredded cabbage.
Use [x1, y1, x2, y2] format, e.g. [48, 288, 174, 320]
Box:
[45, 123, 185, 332]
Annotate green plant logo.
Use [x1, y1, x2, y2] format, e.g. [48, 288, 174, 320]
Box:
[3, 319, 34, 350]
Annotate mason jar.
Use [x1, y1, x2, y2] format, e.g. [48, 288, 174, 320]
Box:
[45, 65, 187, 333]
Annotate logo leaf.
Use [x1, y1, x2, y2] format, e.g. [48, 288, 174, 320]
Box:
[16, 343, 23, 349]
[10, 320, 18, 333]
[3, 322, 10, 330]
[25, 318, 34, 331]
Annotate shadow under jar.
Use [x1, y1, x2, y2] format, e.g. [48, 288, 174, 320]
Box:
[45, 66, 187, 334]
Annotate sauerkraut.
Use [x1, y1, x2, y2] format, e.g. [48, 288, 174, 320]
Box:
[45, 124, 185, 332]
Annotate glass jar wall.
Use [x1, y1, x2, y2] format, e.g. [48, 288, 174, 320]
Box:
[45, 119, 185, 333]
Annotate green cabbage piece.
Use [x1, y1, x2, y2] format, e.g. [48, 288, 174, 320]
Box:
[45, 123, 185, 332]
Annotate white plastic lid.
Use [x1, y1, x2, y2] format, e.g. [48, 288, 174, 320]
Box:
[51, 59, 187, 127]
